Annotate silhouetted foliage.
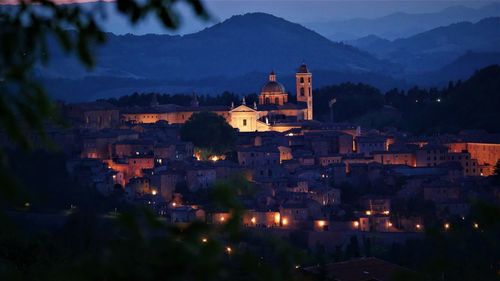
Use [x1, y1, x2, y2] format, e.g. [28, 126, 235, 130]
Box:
[180, 111, 237, 154]
[102, 91, 257, 107]
[313, 82, 384, 122]
[313, 65, 500, 134]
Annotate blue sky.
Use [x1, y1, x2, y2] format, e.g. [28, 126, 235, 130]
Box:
[97, 0, 498, 34]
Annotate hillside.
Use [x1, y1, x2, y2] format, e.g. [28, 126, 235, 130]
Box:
[409, 52, 500, 85]
[39, 13, 394, 82]
[352, 17, 500, 73]
[305, 3, 500, 41]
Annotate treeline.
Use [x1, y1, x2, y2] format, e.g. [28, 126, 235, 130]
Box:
[100, 65, 500, 134]
[100, 91, 259, 107]
[314, 65, 500, 134]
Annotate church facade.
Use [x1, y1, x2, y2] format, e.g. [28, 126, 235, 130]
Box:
[122, 64, 314, 132]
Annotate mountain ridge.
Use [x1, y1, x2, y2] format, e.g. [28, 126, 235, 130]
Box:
[40, 12, 396, 81]
[305, 2, 500, 41]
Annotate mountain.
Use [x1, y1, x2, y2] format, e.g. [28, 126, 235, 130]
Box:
[39, 13, 395, 83]
[408, 52, 500, 85]
[304, 3, 500, 41]
[42, 69, 407, 102]
[346, 35, 391, 53]
[351, 17, 500, 73]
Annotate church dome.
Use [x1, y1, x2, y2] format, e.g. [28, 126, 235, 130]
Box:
[261, 81, 285, 93]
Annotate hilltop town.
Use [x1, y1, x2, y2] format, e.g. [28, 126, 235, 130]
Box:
[32, 63, 498, 256]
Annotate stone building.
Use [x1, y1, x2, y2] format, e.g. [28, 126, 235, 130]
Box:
[121, 64, 314, 132]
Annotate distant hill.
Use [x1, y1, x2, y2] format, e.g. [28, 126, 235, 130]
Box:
[43, 69, 407, 102]
[409, 52, 500, 85]
[346, 35, 391, 53]
[305, 3, 500, 41]
[38, 13, 395, 82]
[350, 17, 500, 73]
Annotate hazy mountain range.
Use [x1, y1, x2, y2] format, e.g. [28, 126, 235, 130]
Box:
[35, 12, 500, 101]
[349, 17, 500, 73]
[305, 2, 500, 41]
[40, 12, 393, 80]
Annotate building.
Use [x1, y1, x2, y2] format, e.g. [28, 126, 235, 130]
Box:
[121, 64, 314, 132]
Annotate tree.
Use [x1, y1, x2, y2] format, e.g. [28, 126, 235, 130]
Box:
[493, 160, 500, 185]
[180, 111, 236, 155]
[0, 0, 209, 199]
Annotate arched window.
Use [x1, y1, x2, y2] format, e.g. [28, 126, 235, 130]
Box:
[300, 77, 304, 83]
[308, 77, 311, 83]
[275, 97, 279, 104]
[300, 88, 305, 96]
[265, 97, 270, 104]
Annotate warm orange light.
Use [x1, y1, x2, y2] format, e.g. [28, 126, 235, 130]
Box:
[416, 224, 421, 229]
[220, 216, 225, 222]
[473, 223, 479, 229]
[282, 218, 289, 226]
[383, 210, 390, 215]
[353, 221, 359, 227]
[251, 217, 256, 224]
[387, 222, 393, 227]
[151, 190, 157, 196]
[365, 210, 372, 215]
[172, 202, 177, 207]
[317, 220, 326, 227]
[202, 237, 208, 243]
[274, 213, 281, 224]
[444, 223, 450, 230]
[226, 246, 232, 254]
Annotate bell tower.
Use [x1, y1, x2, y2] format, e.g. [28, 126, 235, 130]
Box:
[296, 63, 313, 120]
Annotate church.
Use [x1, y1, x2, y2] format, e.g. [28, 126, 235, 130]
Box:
[122, 63, 314, 132]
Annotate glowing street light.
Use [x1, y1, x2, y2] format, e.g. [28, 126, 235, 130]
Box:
[473, 223, 479, 229]
[226, 246, 232, 254]
[201, 237, 208, 243]
[251, 217, 256, 224]
[365, 210, 372, 215]
[353, 221, 360, 228]
[151, 190, 157, 196]
[444, 223, 450, 230]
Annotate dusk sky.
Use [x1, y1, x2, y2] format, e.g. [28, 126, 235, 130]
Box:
[3, 0, 496, 34]
[107, 0, 499, 34]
